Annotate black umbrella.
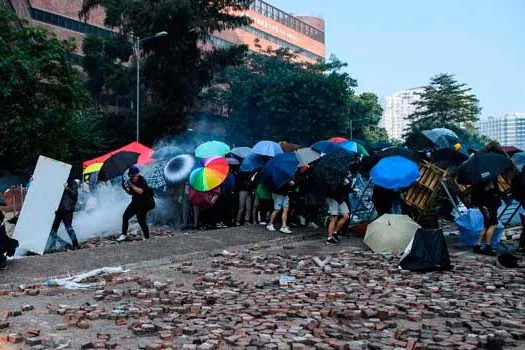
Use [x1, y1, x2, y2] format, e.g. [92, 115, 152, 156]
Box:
[432, 148, 468, 170]
[98, 151, 140, 181]
[456, 152, 513, 185]
[377, 147, 421, 163]
[312, 149, 354, 196]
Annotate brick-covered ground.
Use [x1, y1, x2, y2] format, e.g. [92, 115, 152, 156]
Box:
[1, 229, 524, 350]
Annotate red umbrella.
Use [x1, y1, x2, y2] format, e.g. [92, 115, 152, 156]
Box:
[188, 187, 221, 209]
[328, 137, 348, 144]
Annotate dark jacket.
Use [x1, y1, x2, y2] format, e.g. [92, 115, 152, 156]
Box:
[471, 179, 501, 209]
[123, 175, 150, 204]
[58, 183, 78, 212]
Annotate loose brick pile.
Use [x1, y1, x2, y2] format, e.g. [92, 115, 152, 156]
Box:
[1, 248, 525, 349]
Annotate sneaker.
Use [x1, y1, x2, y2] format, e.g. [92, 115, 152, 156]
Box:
[280, 226, 292, 234]
[216, 223, 227, 229]
[266, 224, 276, 232]
[326, 237, 339, 245]
[307, 222, 319, 229]
[333, 233, 341, 243]
[299, 216, 306, 226]
[259, 221, 267, 226]
[473, 245, 483, 254]
[116, 234, 131, 242]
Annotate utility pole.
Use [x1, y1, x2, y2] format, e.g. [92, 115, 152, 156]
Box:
[134, 31, 168, 142]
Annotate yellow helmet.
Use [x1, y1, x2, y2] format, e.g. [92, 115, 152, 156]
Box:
[454, 143, 462, 151]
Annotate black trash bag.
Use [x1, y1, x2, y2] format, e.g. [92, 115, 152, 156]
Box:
[399, 228, 452, 272]
[497, 253, 519, 268]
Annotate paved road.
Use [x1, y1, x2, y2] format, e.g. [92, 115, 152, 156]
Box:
[0, 225, 326, 285]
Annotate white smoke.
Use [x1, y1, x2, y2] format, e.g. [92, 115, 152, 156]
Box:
[58, 183, 131, 242]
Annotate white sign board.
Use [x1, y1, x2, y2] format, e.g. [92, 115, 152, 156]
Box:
[13, 156, 71, 255]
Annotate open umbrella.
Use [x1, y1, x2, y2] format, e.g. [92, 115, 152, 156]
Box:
[230, 147, 252, 159]
[311, 141, 344, 155]
[422, 128, 460, 149]
[240, 153, 269, 172]
[377, 147, 421, 163]
[98, 151, 140, 181]
[340, 141, 370, 157]
[312, 149, 355, 196]
[364, 214, 421, 254]
[164, 154, 195, 184]
[195, 141, 230, 159]
[328, 137, 348, 144]
[189, 187, 221, 209]
[142, 161, 167, 189]
[295, 148, 321, 167]
[432, 148, 468, 170]
[226, 157, 240, 166]
[189, 157, 229, 192]
[512, 152, 525, 171]
[252, 141, 283, 157]
[456, 152, 514, 185]
[83, 162, 103, 176]
[260, 153, 299, 191]
[502, 146, 523, 156]
[370, 155, 420, 190]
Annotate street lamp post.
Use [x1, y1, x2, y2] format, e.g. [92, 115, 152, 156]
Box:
[134, 31, 168, 142]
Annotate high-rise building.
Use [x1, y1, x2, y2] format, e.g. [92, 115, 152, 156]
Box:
[476, 113, 525, 148]
[6, 0, 325, 64]
[380, 87, 425, 140]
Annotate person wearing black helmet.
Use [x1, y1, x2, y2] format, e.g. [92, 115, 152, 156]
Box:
[117, 165, 154, 242]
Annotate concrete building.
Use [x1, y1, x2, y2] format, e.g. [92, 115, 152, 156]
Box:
[476, 113, 525, 149]
[380, 87, 425, 140]
[6, 0, 325, 64]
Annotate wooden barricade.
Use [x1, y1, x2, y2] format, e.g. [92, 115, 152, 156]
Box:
[454, 174, 512, 208]
[405, 161, 448, 212]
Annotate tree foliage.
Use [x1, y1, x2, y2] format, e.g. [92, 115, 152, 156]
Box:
[404, 73, 481, 137]
[80, 0, 253, 142]
[0, 5, 107, 176]
[204, 50, 385, 145]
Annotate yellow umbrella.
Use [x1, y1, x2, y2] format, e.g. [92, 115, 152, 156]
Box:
[83, 162, 103, 175]
[364, 214, 420, 254]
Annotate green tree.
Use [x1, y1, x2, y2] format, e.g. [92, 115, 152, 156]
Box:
[205, 50, 385, 145]
[404, 73, 482, 147]
[80, 0, 252, 142]
[0, 5, 106, 176]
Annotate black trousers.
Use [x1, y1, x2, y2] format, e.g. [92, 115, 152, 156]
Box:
[122, 201, 149, 239]
[50, 210, 79, 247]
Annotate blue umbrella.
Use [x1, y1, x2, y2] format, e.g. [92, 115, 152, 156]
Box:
[240, 153, 268, 172]
[230, 147, 252, 159]
[252, 141, 283, 157]
[370, 155, 420, 190]
[260, 153, 299, 191]
[311, 141, 344, 155]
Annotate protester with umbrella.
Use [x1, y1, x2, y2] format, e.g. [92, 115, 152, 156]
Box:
[457, 152, 514, 255]
[117, 165, 154, 242]
[260, 153, 299, 234]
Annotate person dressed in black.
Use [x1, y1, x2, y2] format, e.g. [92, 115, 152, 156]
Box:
[471, 179, 501, 255]
[0, 210, 18, 270]
[45, 178, 80, 252]
[511, 169, 525, 253]
[117, 165, 154, 242]
[372, 185, 399, 217]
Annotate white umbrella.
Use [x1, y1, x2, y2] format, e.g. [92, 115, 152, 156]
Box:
[364, 214, 420, 254]
[295, 147, 321, 167]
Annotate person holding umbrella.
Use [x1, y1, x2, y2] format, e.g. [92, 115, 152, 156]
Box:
[471, 179, 501, 255]
[117, 165, 154, 242]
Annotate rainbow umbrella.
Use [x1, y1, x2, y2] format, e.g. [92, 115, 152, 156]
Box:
[83, 162, 103, 175]
[189, 157, 229, 192]
[341, 141, 370, 157]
